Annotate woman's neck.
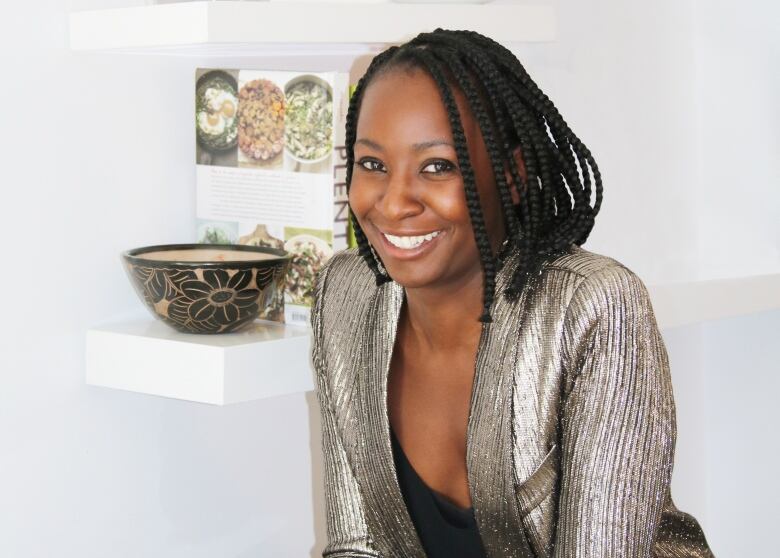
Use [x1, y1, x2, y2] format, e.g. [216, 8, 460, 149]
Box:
[400, 270, 486, 354]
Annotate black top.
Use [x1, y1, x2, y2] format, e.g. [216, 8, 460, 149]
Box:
[390, 427, 488, 558]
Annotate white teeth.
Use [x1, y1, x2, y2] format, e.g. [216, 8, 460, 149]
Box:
[383, 230, 441, 249]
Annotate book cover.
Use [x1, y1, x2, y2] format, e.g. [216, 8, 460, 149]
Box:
[195, 68, 350, 326]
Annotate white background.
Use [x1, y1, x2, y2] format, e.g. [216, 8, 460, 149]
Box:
[0, 0, 776, 556]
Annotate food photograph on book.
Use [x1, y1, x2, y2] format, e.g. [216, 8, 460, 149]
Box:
[195, 68, 350, 326]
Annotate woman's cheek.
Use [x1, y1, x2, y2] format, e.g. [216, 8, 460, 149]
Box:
[424, 183, 469, 224]
[348, 183, 363, 215]
[348, 182, 373, 227]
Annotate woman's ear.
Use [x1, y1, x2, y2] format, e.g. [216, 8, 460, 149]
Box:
[503, 145, 527, 206]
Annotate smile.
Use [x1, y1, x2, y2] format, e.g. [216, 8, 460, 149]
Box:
[382, 230, 441, 249]
[375, 227, 445, 261]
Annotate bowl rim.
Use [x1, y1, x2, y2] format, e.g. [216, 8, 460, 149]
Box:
[122, 243, 292, 269]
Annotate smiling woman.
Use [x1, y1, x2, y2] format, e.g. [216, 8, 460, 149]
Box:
[312, 29, 715, 558]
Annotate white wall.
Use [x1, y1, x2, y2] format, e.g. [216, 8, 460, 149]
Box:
[693, 0, 780, 280]
[0, 1, 775, 556]
[702, 308, 780, 556]
[688, 5, 780, 552]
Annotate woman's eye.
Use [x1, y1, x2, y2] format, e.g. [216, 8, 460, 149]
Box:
[421, 160, 456, 175]
[357, 158, 386, 172]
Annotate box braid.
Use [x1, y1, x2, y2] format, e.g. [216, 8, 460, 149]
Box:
[417, 32, 597, 245]
[345, 29, 603, 323]
[448, 30, 603, 221]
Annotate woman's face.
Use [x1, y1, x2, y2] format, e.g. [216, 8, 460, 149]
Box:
[349, 66, 516, 291]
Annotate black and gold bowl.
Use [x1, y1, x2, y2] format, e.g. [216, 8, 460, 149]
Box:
[121, 243, 292, 334]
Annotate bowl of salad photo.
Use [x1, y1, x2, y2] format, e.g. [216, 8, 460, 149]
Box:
[283, 75, 334, 166]
[283, 234, 333, 306]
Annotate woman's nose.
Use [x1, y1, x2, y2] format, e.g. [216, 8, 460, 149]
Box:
[375, 171, 423, 221]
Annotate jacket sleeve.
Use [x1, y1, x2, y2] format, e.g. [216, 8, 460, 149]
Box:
[311, 257, 381, 558]
[553, 263, 676, 557]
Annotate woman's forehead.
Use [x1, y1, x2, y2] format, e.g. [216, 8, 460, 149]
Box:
[356, 66, 477, 147]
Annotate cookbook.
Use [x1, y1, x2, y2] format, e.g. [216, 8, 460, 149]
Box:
[195, 68, 351, 326]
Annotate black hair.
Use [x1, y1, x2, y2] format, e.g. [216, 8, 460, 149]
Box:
[345, 29, 603, 323]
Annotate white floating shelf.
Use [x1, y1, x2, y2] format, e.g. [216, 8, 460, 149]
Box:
[86, 310, 313, 405]
[68, 1, 557, 54]
[648, 272, 780, 330]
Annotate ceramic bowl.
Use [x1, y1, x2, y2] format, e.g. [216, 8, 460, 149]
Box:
[122, 243, 291, 334]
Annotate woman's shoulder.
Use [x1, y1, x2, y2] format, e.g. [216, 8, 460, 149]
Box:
[543, 244, 641, 283]
[540, 244, 655, 318]
[317, 246, 372, 283]
[543, 244, 656, 326]
[311, 247, 378, 320]
[315, 246, 376, 295]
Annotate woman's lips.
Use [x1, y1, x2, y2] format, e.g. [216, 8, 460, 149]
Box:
[374, 226, 444, 261]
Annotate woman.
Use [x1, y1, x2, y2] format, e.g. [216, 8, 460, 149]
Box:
[311, 29, 714, 557]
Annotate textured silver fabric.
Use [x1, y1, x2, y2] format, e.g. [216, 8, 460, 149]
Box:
[311, 243, 715, 558]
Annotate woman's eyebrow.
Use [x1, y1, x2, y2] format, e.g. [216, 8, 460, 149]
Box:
[355, 137, 455, 152]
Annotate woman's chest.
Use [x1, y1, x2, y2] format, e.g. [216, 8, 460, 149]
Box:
[387, 344, 479, 508]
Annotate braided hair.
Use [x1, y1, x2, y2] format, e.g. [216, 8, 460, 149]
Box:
[345, 29, 603, 323]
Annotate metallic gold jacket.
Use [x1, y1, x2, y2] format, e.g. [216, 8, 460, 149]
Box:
[311, 244, 714, 558]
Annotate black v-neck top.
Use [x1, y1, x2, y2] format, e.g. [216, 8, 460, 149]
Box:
[389, 427, 487, 557]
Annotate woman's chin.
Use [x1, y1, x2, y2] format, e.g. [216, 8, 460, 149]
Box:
[381, 267, 440, 290]
[389, 263, 471, 293]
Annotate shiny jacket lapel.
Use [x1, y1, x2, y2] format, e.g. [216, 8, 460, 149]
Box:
[466, 249, 536, 557]
[348, 278, 424, 557]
